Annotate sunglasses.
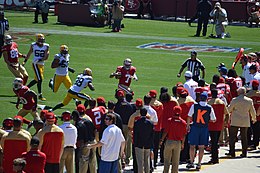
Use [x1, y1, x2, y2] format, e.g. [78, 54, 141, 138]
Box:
[105, 118, 111, 121]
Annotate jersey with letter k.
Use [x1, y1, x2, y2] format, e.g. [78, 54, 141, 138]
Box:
[192, 103, 211, 127]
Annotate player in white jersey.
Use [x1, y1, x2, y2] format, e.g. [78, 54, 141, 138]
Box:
[50, 67, 95, 111]
[49, 45, 74, 93]
[23, 33, 49, 101]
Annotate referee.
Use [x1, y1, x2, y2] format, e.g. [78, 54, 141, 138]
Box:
[177, 51, 205, 82]
[0, 11, 9, 57]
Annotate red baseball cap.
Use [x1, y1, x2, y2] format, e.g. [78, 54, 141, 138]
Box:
[173, 106, 182, 115]
[135, 98, 143, 107]
[45, 112, 56, 121]
[252, 80, 259, 87]
[76, 104, 85, 113]
[13, 115, 23, 122]
[40, 110, 48, 118]
[62, 111, 71, 121]
[149, 90, 157, 98]
[117, 90, 125, 97]
[97, 97, 106, 103]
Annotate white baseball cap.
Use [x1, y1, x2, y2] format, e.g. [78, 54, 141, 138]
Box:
[184, 71, 193, 78]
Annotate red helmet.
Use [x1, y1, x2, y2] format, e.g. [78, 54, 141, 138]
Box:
[3, 118, 13, 129]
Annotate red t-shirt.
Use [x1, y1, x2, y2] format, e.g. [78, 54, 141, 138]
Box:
[41, 132, 64, 163]
[86, 106, 106, 131]
[22, 149, 46, 173]
[162, 100, 178, 129]
[151, 103, 163, 132]
[180, 102, 194, 122]
[226, 77, 242, 98]
[116, 66, 136, 87]
[13, 86, 36, 110]
[208, 104, 225, 131]
[3, 140, 28, 173]
[165, 116, 187, 141]
[2, 42, 19, 64]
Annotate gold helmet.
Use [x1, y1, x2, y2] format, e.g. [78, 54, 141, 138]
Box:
[4, 35, 12, 45]
[83, 68, 92, 76]
[60, 45, 69, 56]
[36, 33, 45, 44]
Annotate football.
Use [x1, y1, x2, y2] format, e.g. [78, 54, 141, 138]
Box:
[115, 72, 122, 79]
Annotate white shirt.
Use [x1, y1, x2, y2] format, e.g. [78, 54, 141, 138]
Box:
[70, 74, 92, 93]
[143, 105, 158, 124]
[252, 72, 260, 90]
[31, 42, 49, 65]
[100, 124, 125, 161]
[188, 101, 216, 121]
[59, 122, 77, 148]
[184, 79, 198, 100]
[242, 62, 253, 84]
[54, 53, 70, 76]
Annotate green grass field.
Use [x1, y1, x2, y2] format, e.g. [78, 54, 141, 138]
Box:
[0, 10, 259, 122]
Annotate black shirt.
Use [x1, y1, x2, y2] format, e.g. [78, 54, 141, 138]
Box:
[133, 117, 154, 149]
[114, 100, 135, 125]
[76, 119, 95, 143]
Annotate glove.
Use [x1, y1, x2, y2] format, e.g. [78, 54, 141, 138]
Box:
[177, 73, 181, 77]
[68, 67, 75, 73]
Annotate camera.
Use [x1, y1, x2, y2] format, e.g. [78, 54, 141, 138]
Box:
[215, 6, 219, 10]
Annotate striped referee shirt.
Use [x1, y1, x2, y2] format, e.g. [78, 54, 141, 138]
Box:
[181, 58, 205, 77]
[0, 18, 9, 35]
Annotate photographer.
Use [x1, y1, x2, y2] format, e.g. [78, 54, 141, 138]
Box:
[210, 2, 228, 39]
[112, 0, 124, 32]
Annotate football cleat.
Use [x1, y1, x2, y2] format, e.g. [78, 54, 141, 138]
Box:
[13, 78, 23, 90]
[49, 78, 53, 90]
[83, 68, 92, 76]
[36, 33, 45, 44]
[38, 94, 46, 101]
[123, 58, 132, 70]
[60, 45, 69, 56]
[4, 35, 12, 45]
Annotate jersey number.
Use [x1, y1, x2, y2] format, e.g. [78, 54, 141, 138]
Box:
[125, 74, 131, 83]
[34, 50, 45, 57]
[19, 97, 28, 104]
[94, 111, 102, 125]
[10, 49, 18, 59]
[75, 77, 84, 87]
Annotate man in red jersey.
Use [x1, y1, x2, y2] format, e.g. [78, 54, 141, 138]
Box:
[160, 106, 187, 173]
[208, 89, 229, 164]
[37, 112, 64, 173]
[226, 69, 243, 99]
[22, 136, 46, 173]
[2, 35, 28, 84]
[86, 98, 107, 135]
[110, 58, 138, 94]
[0, 116, 31, 173]
[13, 78, 40, 120]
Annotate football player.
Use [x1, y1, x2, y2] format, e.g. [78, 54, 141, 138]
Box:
[13, 78, 40, 121]
[50, 67, 95, 112]
[2, 35, 29, 84]
[110, 58, 138, 94]
[23, 33, 50, 101]
[49, 45, 74, 93]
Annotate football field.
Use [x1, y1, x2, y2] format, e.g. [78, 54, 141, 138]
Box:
[0, 10, 260, 122]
